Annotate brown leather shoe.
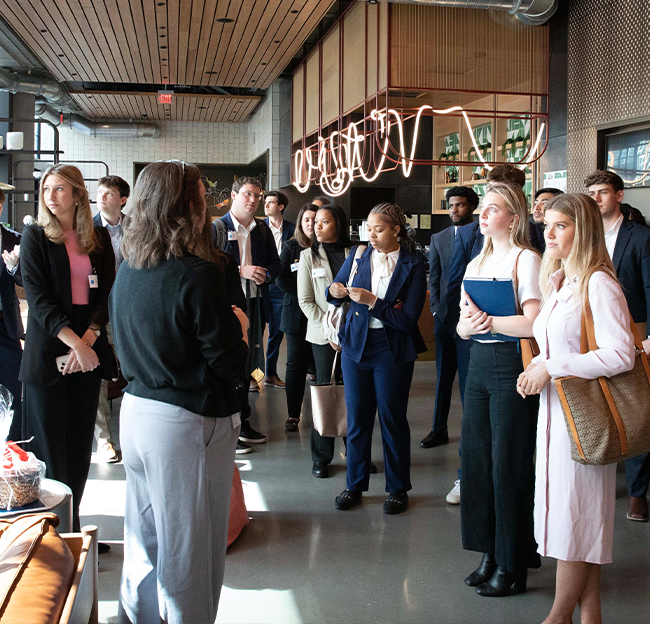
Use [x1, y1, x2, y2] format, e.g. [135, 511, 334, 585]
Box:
[264, 374, 286, 389]
[627, 496, 649, 522]
[249, 379, 259, 392]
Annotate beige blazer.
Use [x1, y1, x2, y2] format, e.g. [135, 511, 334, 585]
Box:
[297, 245, 350, 345]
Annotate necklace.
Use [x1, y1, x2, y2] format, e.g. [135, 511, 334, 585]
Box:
[488, 248, 512, 264]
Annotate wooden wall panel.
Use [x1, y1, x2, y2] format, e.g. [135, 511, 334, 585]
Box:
[305, 49, 320, 136]
[292, 65, 304, 141]
[343, 2, 365, 113]
[321, 27, 339, 126]
[378, 1, 388, 91]
[366, 3, 378, 99]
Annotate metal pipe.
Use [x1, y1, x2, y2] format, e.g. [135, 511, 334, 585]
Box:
[35, 103, 161, 139]
[0, 67, 77, 109]
[373, 0, 557, 26]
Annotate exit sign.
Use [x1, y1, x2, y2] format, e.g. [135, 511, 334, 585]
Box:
[158, 90, 173, 104]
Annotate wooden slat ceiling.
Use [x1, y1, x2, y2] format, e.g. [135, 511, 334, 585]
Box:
[0, 0, 335, 121]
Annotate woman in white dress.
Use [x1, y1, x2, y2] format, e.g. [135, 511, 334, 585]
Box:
[517, 193, 636, 624]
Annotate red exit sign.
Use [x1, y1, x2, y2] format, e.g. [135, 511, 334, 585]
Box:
[158, 91, 173, 104]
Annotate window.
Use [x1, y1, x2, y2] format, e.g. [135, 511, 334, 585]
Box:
[605, 126, 650, 188]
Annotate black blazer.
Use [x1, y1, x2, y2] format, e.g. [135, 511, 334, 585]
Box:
[0, 225, 24, 340]
[612, 219, 650, 325]
[19, 225, 115, 385]
[429, 226, 455, 324]
[276, 237, 308, 335]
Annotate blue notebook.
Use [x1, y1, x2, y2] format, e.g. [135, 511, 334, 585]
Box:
[462, 278, 518, 343]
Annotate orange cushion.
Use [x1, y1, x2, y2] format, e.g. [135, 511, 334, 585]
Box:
[0, 513, 75, 624]
[227, 465, 249, 546]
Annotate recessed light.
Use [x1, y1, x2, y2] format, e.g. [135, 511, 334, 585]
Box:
[250, 80, 256, 83]
[58, 54, 64, 57]
[160, 34, 166, 38]
[261, 62, 267, 66]
[87, 95, 93, 99]
[205, 71, 218, 75]
[71, 73, 78, 76]
[142, 114, 148, 117]
[197, 106, 207, 109]
[160, 46, 167, 49]
[290, 10, 298, 14]
[157, 2, 165, 5]
[159, 26, 166, 30]
[216, 18, 234, 23]
[40, 29, 47, 33]
[273, 40, 280, 44]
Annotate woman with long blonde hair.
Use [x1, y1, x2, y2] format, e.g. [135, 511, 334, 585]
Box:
[20, 164, 116, 532]
[517, 194, 635, 624]
[456, 182, 543, 597]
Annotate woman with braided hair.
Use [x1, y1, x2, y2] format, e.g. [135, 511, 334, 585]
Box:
[327, 203, 427, 514]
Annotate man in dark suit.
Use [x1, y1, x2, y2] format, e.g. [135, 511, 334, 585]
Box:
[421, 187, 477, 454]
[0, 186, 24, 443]
[586, 170, 650, 523]
[263, 191, 295, 389]
[531, 187, 564, 253]
[213, 177, 281, 448]
[92, 175, 129, 466]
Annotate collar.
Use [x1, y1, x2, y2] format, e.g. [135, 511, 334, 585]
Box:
[230, 212, 257, 233]
[268, 218, 283, 233]
[605, 214, 624, 238]
[100, 212, 123, 227]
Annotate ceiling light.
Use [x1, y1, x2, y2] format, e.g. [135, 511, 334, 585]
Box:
[40, 29, 47, 33]
[58, 54, 64, 57]
[290, 10, 298, 14]
[261, 62, 267, 66]
[216, 18, 234, 23]
[205, 71, 218, 75]
[160, 46, 167, 49]
[273, 40, 280, 44]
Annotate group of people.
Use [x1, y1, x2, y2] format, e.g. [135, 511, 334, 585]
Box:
[1, 157, 648, 624]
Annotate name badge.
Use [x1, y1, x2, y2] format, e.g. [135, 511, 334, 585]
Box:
[291, 262, 300, 273]
[88, 275, 99, 288]
[312, 268, 327, 278]
[228, 231, 238, 241]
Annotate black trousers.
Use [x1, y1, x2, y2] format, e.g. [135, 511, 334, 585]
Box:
[460, 341, 540, 573]
[285, 331, 314, 421]
[23, 369, 102, 531]
[310, 342, 344, 463]
[0, 316, 23, 442]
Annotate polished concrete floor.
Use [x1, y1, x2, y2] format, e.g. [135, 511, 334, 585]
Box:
[82, 352, 650, 624]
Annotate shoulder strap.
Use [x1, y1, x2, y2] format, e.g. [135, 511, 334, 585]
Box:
[512, 249, 525, 315]
[347, 245, 367, 287]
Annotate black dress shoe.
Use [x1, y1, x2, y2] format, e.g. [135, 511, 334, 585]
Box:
[369, 462, 377, 474]
[285, 418, 300, 432]
[335, 489, 362, 510]
[419, 431, 450, 448]
[383, 492, 408, 514]
[98, 542, 111, 555]
[312, 461, 329, 478]
[475, 566, 527, 597]
[464, 553, 497, 587]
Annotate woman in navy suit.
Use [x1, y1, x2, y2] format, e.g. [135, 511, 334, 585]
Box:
[328, 203, 427, 514]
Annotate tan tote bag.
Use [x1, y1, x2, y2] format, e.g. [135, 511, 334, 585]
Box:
[554, 296, 650, 465]
[311, 351, 347, 438]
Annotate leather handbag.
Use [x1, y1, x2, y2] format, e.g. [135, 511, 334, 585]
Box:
[513, 250, 541, 369]
[554, 297, 650, 465]
[310, 351, 347, 437]
[323, 245, 367, 347]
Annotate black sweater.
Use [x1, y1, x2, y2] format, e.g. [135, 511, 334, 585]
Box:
[109, 255, 248, 417]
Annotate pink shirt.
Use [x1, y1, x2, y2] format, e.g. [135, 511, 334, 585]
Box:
[64, 232, 91, 305]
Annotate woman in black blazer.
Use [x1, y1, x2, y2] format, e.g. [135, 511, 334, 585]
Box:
[20, 164, 115, 531]
[276, 203, 317, 432]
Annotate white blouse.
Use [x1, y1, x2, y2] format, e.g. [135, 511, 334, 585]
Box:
[368, 248, 400, 329]
[461, 246, 542, 343]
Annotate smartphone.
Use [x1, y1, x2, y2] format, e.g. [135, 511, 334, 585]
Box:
[56, 354, 70, 373]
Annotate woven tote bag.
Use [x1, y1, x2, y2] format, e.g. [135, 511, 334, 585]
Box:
[554, 297, 650, 465]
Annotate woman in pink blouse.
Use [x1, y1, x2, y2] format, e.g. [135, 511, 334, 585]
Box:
[517, 193, 636, 624]
[20, 164, 115, 531]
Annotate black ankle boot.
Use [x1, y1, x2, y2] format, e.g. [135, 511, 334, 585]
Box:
[464, 553, 497, 587]
[475, 566, 527, 597]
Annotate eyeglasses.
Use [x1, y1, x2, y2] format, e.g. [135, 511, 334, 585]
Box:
[239, 190, 263, 201]
[154, 159, 189, 175]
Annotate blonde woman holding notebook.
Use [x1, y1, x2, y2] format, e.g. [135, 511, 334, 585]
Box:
[456, 182, 542, 597]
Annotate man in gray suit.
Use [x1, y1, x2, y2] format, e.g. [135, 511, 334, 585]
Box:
[421, 187, 478, 461]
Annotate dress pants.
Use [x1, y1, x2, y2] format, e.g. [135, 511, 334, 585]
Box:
[342, 329, 414, 494]
[432, 320, 463, 435]
[285, 331, 314, 421]
[119, 394, 239, 624]
[237, 296, 267, 424]
[460, 341, 540, 573]
[265, 284, 285, 378]
[94, 322, 114, 445]
[23, 369, 102, 531]
[625, 453, 650, 498]
[0, 316, 23, 442]
[310, 342, 342, 463]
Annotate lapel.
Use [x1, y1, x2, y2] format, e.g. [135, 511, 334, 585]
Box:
[612, 220, 632, 273]
[221, 212, 240, 263]
[384, 247, 415, 303]
[440, 226, 455, 266]
[353, 246, 372, 289]
[316, 245, 334, 283]
[51, 238, 73, 311]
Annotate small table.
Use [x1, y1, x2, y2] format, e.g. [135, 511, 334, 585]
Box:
[0, 478, 73, 532]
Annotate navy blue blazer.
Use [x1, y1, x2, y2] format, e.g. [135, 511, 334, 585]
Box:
[328, 246, 427, 365]
[264, 217, 295, 248]
[612, 219, 650, 324]
[0, 225, 24, 340]
[429, 226, 455, 324]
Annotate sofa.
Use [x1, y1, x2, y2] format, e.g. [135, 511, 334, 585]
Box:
[0, 512, 98, 624]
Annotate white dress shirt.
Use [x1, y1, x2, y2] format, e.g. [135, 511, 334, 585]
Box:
[269, 219, 283, 255]
[604, 214, 624, 260]
[100, 212, 124, 272]
[368, 248, 400, 329]
[230, 212, 258, 297]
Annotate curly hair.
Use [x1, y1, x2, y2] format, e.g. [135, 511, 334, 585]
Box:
[38, 164, 100, 254]
[369, 202, 409, 239]
[486, 164, 526, 189]
[584, 170, 624, 193]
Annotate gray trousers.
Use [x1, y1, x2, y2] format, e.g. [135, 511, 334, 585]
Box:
[94, 322, 113, 445]
[119, 394, 240, 624]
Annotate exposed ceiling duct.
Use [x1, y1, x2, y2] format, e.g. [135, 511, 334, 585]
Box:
[371, 0, 557, 26]
[0, 67, 78, 110]
[35, 103, 161, 139]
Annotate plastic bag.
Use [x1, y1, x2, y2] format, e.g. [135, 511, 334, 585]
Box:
[0, 386, 46, 510]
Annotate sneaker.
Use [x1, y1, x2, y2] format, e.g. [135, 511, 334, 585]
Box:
[236, 440, 252, 455]
[264, 374, 286, 389]
[446, 480, 461, 505]
[96, 441, 120, 463]
[383, 492, 409, 515]
[239, 423, 267, 444]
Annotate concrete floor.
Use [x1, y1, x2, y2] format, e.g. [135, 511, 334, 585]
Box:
[81, 356, 650, 624]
